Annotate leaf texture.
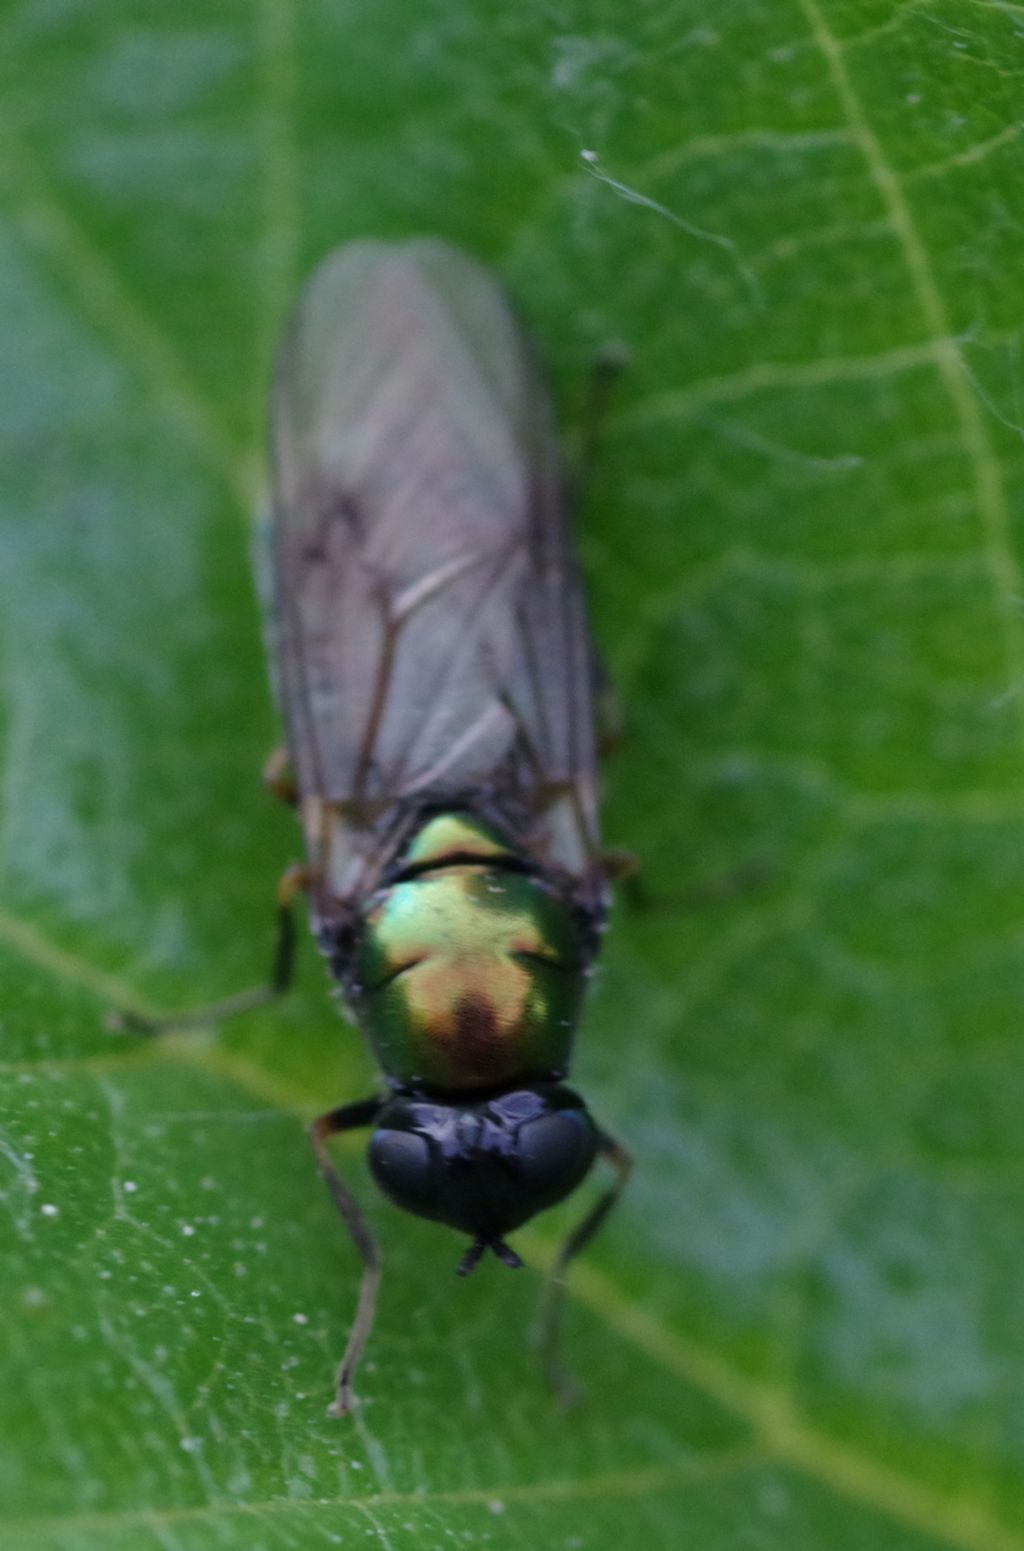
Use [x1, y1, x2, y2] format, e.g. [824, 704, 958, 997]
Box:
[1, 1, 1023, 1547]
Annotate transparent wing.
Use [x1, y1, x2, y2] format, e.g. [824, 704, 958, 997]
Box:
[269, 239, 601, 888]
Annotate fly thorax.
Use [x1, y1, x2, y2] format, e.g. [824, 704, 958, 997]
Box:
[350, 849, 589, 1091]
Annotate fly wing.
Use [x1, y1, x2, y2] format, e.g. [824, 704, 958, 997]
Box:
[269, 239, 601, 894]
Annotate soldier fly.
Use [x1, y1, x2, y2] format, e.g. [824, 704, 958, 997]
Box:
[119, 240, 630, 1416]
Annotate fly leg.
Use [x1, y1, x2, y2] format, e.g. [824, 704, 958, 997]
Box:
[310, 1099, 384, 1417]
[603, 846, 641, 886]
[263, 746, 298, 806]
[592, 654, 625, 762]
[578, 344, 628, 498]
[537, 1130, 632, 1405]
[108, 864, 312, 1034]
[605, 848, 769, 913]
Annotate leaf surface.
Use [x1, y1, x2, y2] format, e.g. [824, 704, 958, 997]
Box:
[2, 1, 1023, 1547]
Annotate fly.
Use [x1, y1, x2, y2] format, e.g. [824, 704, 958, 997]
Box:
[116, 240, 631, 1416]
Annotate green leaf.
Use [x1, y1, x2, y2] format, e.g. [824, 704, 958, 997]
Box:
[2, 1, 1022, 1547]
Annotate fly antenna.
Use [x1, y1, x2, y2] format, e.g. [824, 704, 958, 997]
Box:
[456, 1238, 487, 1277]
[456, 1237, 524, 1274]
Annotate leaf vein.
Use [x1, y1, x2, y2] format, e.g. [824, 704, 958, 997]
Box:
[0, 1450, 760, 1544]
[254, 0, 300, 444]
[797, 0, 1024, 759]
[0, 121, 250, 510]
[553, 1256, 1024, 1551]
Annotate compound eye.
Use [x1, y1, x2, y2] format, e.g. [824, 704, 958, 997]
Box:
[517, 1109, 597, 1207]
[368, 1128, 438, 1217]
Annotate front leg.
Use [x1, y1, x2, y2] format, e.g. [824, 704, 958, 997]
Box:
[263, 745, 298, 806]
[310, 1098, 384, 1416]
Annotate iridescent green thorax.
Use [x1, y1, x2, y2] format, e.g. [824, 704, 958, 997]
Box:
[400, 811, 514, 868]
[351, 812, 589, 1091]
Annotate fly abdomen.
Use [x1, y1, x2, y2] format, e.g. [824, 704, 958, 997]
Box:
[350, 812, 589, 1091]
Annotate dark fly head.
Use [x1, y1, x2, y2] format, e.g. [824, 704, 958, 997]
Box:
[367, 1083, 598, 1271]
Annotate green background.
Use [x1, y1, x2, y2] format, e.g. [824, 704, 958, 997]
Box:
[2, 1, 1023, 1546]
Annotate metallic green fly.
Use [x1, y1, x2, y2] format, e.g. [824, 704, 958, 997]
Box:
[121, 239, 630, 1416]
